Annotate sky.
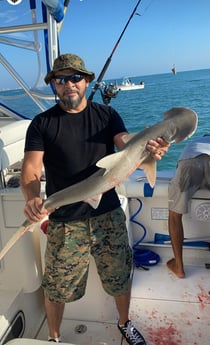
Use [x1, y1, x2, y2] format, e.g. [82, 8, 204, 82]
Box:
[1, 0, 210, 89]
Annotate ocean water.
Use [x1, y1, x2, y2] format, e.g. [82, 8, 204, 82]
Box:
[110, 68, 210, 170]
[1, 68, 210, 171]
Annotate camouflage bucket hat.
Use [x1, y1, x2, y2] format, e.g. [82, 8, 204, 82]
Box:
[44, 53, 95, 84]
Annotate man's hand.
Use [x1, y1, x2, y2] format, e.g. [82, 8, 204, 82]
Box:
[24, 197, 49, 223]
[146, 137, 170, 160]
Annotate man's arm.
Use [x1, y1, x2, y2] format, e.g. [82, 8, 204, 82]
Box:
[21, 151, 48, 222]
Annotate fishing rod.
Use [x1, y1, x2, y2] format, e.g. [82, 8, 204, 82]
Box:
[88, 0, 142, 103]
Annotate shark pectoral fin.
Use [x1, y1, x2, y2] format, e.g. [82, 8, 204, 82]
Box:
[121, 133, 137, 144]
[84, 194, 103, 209]
[140, 157, 157, 188]
[96, 151, 125, 170]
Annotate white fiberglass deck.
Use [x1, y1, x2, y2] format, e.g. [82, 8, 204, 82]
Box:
[34, 257, 210, 345]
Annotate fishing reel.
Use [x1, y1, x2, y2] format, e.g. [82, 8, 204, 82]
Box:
[99, 82, 120, 105]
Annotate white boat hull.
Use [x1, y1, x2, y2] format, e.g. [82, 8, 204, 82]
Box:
[119, 84, 145, 91]
[118, 77, 145, 91]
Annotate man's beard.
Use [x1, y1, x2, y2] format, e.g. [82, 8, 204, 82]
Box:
[63, 97, 81, 109]
[59, 90, 84, 109]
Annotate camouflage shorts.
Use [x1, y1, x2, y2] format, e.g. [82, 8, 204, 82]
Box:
[42, 207, 132, 303]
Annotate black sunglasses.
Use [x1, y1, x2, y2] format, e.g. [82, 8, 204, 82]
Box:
[54, 73, 85, 85]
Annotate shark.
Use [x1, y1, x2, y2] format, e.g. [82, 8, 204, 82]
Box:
[43, 107, 198, 210]
[0, 107, 198, 261]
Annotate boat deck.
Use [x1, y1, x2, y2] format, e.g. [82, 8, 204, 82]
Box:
[0, 163, 209, 344]
[34, 255, 210, 345]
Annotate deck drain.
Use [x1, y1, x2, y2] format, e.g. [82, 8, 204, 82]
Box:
[74, 324, 87, 334]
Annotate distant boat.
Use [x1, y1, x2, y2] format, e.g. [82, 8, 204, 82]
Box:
[172, 64, 176, 75]
[118, 77, 145, 91]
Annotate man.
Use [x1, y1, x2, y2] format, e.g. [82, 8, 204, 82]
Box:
[167, 135, 210, 278]
[21, 53, 169, 344]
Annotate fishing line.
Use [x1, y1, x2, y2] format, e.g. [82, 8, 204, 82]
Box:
[136, 0, 156, 17]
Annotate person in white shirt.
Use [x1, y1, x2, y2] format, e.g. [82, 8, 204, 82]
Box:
[167, 135, 210, 278]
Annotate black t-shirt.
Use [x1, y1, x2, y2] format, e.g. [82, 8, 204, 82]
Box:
[24, 101, 127, 221]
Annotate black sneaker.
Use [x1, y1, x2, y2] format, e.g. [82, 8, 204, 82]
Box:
[118, 320, 147, 345]
[48, 338, 62, 343]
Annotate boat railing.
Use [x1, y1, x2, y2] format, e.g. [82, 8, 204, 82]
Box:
[0, 2, 63, 117]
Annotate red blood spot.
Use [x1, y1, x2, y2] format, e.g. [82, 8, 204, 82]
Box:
[40, 220, 49, 234]
[147, 324, 182, 345]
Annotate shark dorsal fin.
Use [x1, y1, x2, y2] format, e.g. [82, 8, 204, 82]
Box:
[96, 151, 125, 170]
